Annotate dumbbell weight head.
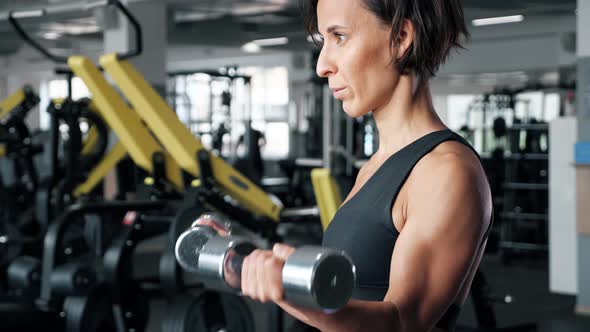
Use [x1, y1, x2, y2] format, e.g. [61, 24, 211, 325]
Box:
[176, 213, 260, 291]
[175, 225, 256, 290]
[282, 246, 355, 311]
[175, 212, 260, 276]
[190, 212, 261, 241]
[190, 213, 231, 236]
[174, 225, 218, 274]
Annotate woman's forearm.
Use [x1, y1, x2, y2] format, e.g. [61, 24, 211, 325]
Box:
[277, 299, 403, 332]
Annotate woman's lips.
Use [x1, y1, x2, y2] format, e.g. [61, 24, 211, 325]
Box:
[331, 87, 346, 98]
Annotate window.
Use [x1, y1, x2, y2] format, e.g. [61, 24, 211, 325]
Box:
[40, 77, 90, 129]
[170, 66, 290, 160]
[447, 91, 560, 153]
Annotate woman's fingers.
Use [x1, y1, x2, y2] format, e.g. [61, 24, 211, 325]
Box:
[240, 248, 287, 303]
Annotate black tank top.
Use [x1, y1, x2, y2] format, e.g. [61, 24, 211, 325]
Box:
[322, 129, 482, 331]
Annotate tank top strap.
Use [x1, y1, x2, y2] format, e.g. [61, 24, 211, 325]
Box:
[374, 129, 459, 232]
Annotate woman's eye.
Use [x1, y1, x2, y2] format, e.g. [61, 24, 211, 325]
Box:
[334, 33, 346, 43]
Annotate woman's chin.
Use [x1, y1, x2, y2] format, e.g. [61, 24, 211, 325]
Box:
[342, 102, 368, 118]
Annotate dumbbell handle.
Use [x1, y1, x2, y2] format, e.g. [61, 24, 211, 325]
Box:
[175, 228, 355, 310]
[215, 237, 256, 291]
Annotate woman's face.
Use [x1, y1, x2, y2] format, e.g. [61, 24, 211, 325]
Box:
[316, 0, 399, 118]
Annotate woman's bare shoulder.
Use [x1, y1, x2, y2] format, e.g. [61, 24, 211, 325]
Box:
[405, 139, 491, 224]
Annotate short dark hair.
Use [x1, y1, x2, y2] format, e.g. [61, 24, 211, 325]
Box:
[302, 0, 469, 81]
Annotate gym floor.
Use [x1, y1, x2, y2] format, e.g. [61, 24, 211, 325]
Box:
[457, 255, 590, 332]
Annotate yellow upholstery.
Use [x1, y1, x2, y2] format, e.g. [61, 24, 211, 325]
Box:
[311, 168, 343, 232]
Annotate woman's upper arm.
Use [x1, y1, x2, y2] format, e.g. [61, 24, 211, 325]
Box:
[383, 152, 491, 331]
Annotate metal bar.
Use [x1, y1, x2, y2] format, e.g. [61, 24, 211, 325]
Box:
[168, 69, 251, 80]
[112, 0, 143, 60]
[345, 116, 354, 175]
[10, 10, 44, 19]
[480, 152, 549, 160]
[4, 0, 141, 62]
[504, 153, 549, 160]
[280, 206, 320, 218]
[509, 124, 549, 130]
[503, 182, 549, 190]
[499, 241, 548, 251]
[500, 212, 548, 221]
[261, 177, 290, 187]
[295, 158, 323, 168]
[332, 99, 341, 174]
[8, 9, 68, 64]
[354, 159, 368, 169]
[322, 84, 332, 170]
[482, 96, 487, 152]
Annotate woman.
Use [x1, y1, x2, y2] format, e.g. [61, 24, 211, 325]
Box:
[240, 0, 492, 331]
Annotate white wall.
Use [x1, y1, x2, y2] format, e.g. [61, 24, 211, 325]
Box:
[168, 46, 297, 72]
[441, 35, 562, 75]
[549, 117, 578, 295]
[432, 94, 449, 124]
[0, 75, 7, 100]
[578, 0, 590, 57]
[440, 14, 576, 75]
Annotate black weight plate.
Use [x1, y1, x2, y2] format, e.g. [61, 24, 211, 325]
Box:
[61, 219, 90, 259]
[120, 283, 150, 332]
[83, 213, 116, 256]
[50, 263, 96, 296]
[7, 255, 40, 290]
[0, 222, 23, 266]
[63, 285, 114, 332]
[159, 249, 182, 297]
[162, 292, 255, 332]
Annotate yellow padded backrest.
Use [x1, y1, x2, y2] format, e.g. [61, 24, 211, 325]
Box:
[311, 168, 343, 232]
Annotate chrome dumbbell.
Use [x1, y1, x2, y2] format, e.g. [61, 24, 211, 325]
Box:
[175, 213, 355, 310]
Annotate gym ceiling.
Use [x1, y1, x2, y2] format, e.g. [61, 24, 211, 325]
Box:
[0, 0, 577, 55]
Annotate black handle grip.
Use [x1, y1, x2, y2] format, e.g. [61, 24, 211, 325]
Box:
[228, 253, 245, 279]
[225, 242, 256, 289]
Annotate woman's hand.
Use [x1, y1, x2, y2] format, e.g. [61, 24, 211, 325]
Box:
[240, 243, 296, 303]
[240, 243, 336, 329]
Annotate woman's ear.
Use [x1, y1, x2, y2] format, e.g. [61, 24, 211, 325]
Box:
[395, 19, 415, 60]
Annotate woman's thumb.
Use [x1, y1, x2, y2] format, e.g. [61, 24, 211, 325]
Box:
[272, 243, 295, 260]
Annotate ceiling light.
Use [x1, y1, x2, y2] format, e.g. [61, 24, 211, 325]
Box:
[42, 32, 62, 40]
[252, 37, 288, 46]
[241, 42, 261, 53]
[43, 22, 99, 35]
[174, 12, 223, 23]
[12, 9, 44, 19]
[472, 15, 524, 26]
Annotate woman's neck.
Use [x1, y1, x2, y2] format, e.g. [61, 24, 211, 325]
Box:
[371, 74, 446, 159]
